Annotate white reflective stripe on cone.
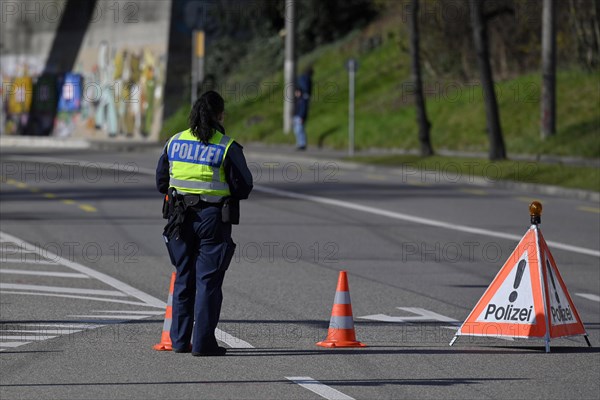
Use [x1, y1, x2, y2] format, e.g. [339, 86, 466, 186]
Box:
[329, 316, 355, 329]
[333, 291, 351, 304]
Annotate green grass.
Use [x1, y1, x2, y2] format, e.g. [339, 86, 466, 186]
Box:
[214, 26, 599, 159]
[351, 155, 600, 192]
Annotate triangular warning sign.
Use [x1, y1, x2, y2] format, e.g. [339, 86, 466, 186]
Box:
[538, 230, 587, 338]
[451, 226, 589, 351]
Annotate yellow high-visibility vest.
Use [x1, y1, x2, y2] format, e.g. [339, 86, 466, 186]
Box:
[167, 129, 234, 202]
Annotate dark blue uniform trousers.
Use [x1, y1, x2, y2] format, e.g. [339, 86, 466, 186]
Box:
[165, 206, 235, 353]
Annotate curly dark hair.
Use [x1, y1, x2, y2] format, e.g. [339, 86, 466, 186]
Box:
[188, 91, 225, 144]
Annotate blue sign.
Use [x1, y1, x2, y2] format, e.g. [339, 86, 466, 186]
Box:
[57, 73, 82, 113]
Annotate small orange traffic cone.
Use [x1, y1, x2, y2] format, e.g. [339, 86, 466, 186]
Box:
[153, 272, 176, 351]
[317, 271, 366, 348]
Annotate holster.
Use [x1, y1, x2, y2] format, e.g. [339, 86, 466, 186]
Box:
[221, 198, 240, 225]
[162, 188, 177, 219]
[163, 197, 187, 241]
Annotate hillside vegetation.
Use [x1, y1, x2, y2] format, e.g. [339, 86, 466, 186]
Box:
[162, 3, 600, 160]
[223, 37, 598, 158]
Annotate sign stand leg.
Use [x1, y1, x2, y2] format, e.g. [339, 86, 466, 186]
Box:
[584, 335, 592, 347]
[545, 336, 551, 353]
[449, 335, 458, 347]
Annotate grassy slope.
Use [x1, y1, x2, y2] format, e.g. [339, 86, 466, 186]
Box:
[352, 155, 600, 192]
[217, 24, 599, 158]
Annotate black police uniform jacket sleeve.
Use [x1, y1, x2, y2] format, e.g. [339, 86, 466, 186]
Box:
[156, 140, 253, 199]
[223, 142, 253, 200]
[156, 142, 170, 194]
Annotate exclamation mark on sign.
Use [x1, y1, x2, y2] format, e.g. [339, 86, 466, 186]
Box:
[546, 259, 561, 304]
[509, 260, 527, 303]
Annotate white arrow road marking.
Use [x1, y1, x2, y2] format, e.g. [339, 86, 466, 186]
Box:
[286, 377, 355, 400]
[359, 307, 458, 323]
[576, 293, 600, 302]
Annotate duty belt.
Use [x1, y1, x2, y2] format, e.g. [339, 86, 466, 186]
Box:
[176, 194, 222, 209]
[164, 192, 224, 240]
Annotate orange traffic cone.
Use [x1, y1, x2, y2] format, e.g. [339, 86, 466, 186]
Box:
[153, 272, 175, 351]
[317, 271, 366, 348]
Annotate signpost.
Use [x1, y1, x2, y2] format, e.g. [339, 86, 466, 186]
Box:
[283, 0, 296, 134]
[345, 59, 358, 157]
[191, 30, 205, 105]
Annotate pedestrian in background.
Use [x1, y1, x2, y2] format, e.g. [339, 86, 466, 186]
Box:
[156, 90, 253, 356]
[293, 66, 313, 151]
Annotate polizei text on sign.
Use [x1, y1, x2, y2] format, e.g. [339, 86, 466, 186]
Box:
[550, 305, 574, 323]
[484, 304, 534, 322]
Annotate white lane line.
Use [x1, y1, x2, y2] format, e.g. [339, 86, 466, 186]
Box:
[0, 258, 57, 265]
[253, 186, 600, 258]
[0, 342, 32, 348]
[3, 330, 83, 335]
[0, 291, 163, 307]
[91, 310, 165, 315]
[0, 283, 127, 297]
[0, 269, 89, 279]
[0, 335, 58, 341]
[285, 377, 355, 400]
[0, 231, 165, 308]
[58, 319, 140, 324]
[68, 314, 149, 320]
[21, 324, 101, 329]
[576, 293, 600, 302]
[216, 328, 255, 349]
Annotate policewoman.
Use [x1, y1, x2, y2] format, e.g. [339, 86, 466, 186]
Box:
[156, 91, 253, 356]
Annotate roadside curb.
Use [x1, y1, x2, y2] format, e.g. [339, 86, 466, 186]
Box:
[0, 136, 162, 152]
[0, 136, 91, 149]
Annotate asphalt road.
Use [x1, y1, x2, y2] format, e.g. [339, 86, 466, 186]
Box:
[0, 145, 599, 400]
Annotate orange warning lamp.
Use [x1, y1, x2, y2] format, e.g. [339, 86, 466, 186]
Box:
[529, 201, 542, 225]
